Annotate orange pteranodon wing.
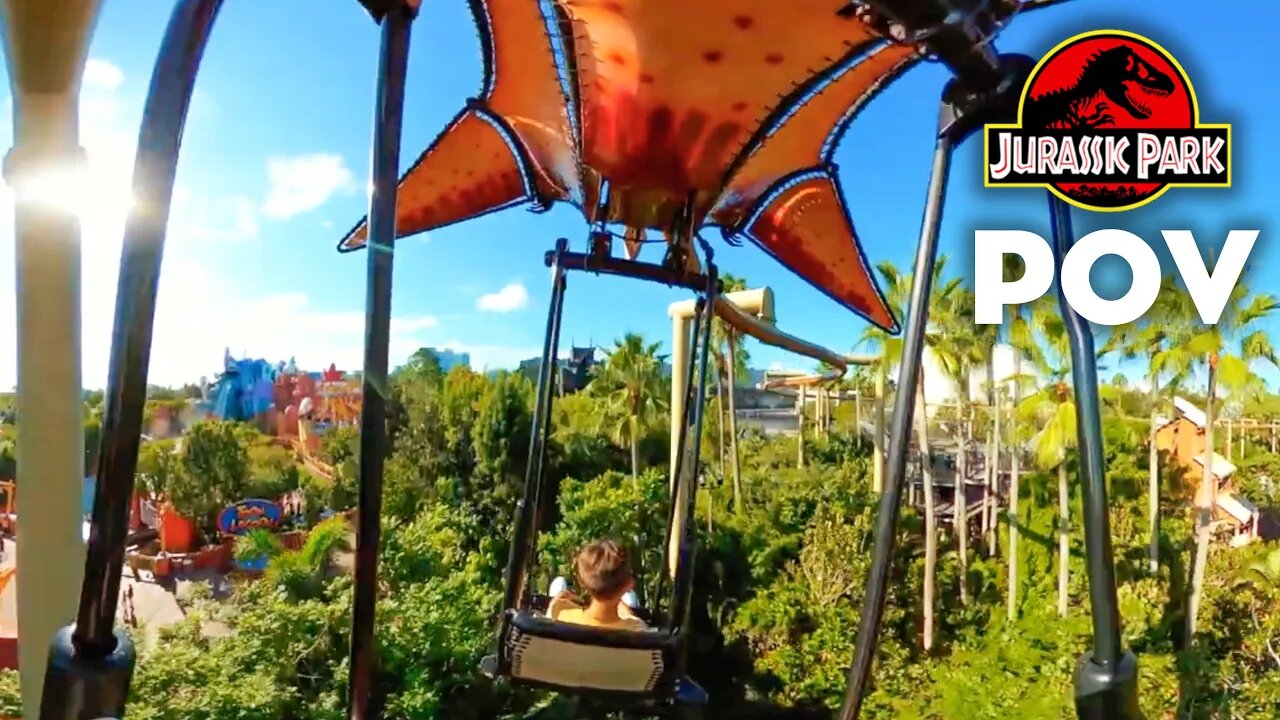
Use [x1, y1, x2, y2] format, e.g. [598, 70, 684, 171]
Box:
[711, 43, 921, 332]
[341, 0, 574, 251]
[713, 43, 918, 226]
[748, 172, 897, 332]
[562, 0, 880, 230]
[339, 107, 532, 250]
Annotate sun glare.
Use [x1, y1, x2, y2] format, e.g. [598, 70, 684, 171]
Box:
[6, 158, 135, 223]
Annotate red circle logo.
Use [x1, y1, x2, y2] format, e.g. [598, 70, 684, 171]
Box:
[984, 31, 1230, 212]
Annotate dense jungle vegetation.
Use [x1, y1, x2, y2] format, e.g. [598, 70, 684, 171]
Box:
[1, 266, 1279, 719]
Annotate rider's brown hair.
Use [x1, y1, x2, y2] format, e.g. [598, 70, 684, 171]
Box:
[574, 538, 633, 601]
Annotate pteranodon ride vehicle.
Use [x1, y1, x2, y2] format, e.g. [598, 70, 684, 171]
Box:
[339, 0, 1053, 332]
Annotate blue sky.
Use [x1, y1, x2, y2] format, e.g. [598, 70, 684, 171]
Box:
[2, 0, 1278, 393]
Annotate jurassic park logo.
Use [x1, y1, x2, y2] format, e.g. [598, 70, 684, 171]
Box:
[983, 30, 1231, 212]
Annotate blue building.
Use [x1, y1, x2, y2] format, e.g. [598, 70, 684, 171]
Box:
[431, 348, 471, 372]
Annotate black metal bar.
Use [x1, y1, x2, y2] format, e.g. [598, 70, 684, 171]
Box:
[39, 2, 225, 717]
[79, 0, 224, 655]
[838, 126, 954, 720]
[502, 239, 568, 614]
[653, 297, 706, 624]
[1048, 195, 1120, 666]
[529, 243, 569, 590]
[670, 266, 718, 640]
[346, 6, 415, 719]
[545, 249, 721, 294]
[1048, 195, 1144, 720]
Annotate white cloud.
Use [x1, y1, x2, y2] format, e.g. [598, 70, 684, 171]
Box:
[476, 283, 529, 313]
[83, 59, 124, 91]
[262, 153, 355, 219]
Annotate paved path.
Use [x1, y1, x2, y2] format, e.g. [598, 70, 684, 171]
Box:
[0, 539, 224, 652]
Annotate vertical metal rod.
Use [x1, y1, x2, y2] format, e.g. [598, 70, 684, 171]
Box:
[346, 7, 414, 719]
[839, 130, 953, 720]
[529, 245, 568, 581]
[672, 271, 718, 640]
[74, 0, 224, 654]
[501, 239, 567, 613]
[6, 1, 103, 708]
[1048, 194, 1121, 667]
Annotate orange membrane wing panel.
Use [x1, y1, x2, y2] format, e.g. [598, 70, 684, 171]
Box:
[712, 43, 919, 227]
[340, 108, 530, 250]
[747, 172, 896, 331]
[482, 0, 580, 203]
[341, 0, 576, 251]
[562, 0, 879, 230]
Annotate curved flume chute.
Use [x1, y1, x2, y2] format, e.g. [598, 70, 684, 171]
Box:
[711, 295, 848, 380]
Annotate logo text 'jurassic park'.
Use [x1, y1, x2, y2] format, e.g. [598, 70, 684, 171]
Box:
[974, 32, 1252, 329]
[983, 30, 1231, 212]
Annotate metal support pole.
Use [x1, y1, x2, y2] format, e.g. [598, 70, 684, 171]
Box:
[726, 332, 742, 513]
[501, 239, 567, 614]
[671, 268, 718, 642]
[37, 2, 224, 717]
[347, 6, 415, 718]
[838, 52, 1033, 718]
[839, 120, 954, 720]
[1, 1, 101, 711]
[1048, 195, 1143, 720]
[530, 242, 568, 577]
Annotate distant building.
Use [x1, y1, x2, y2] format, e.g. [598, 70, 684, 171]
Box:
[1155, 396, 1260, 547]
[515, 346, 598, 394]
[429, 348, 471, 372]
[562, 346, 597, 393]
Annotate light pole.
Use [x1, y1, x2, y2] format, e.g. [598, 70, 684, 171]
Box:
[0, 0, 101, 714]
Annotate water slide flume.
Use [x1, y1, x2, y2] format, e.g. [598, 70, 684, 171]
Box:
[713, 297, 855, 385]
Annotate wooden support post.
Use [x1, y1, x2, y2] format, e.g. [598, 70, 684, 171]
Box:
[797, 384, 806, 468]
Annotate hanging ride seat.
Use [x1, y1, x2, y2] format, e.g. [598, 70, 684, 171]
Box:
[481, 606, 708, 706]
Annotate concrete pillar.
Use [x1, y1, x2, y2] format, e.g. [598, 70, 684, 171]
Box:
[668, 290, 773, 576]
[2, 1, 102, 710]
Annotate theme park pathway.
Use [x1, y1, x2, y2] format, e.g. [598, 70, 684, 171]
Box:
[0, 539, 229, 656]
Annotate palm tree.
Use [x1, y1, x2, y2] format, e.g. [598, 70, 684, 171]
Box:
[933, 286, 984, 605]
[237, 516, 353, 600]
[1000, 253, 1044, 621]
[592, 333, 670, 480]
[1019, 298, 1083, 617]
[1234, 547, 1280, 591]
[1185, 281, 1279, 638]
[975, 319, 1002, 555]
[858, 256, 960, 650]
[1104, 275, 1195, 575]
[710, 274, 749, 509]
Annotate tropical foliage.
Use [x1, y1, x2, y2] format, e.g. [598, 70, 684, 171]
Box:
[2, 267, 1279, 719]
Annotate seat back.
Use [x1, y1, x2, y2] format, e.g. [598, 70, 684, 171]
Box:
[502, 611, 675, 696]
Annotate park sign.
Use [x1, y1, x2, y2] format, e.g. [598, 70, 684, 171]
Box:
[217, 498, 282, 535]
[976, 30, 1251, 328]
